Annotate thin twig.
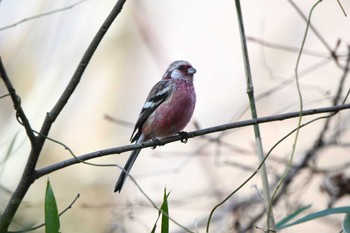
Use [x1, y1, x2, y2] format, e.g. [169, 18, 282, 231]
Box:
[336, 0, 347, 17]
[0, 58, 36, 145]
[0, 0, 88, 31]
[287, 0, 331, 54]
[268, 0, 322, 230]
[39, 0, 127, 136]
[247, 37, 331, 58]
[207, 106, 336, 233]
[244, 46, 350, 231]
[104, 114, 134, 128]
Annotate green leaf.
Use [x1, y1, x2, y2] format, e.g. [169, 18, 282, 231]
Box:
[45, 179, 60, 233]
[150, 188, 171, 233]
[343, 212, 350, 233]
[161, 188, 170, 233]
[276, 205, 311, 229]
[278, 206, 350, 230]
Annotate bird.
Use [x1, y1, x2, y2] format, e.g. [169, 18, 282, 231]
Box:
[114, 60, 197, 193]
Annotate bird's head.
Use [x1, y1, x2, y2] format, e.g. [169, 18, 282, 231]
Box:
[162, 60, 196, 81]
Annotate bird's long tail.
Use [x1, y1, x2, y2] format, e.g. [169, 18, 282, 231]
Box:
[114, 135, 144, 193]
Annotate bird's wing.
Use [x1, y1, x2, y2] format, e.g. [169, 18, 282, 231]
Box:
[130, 80, 175, 142]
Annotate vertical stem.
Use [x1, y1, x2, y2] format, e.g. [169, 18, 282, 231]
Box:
[234, 0, 276, 231]
[269, 1, 322, 230]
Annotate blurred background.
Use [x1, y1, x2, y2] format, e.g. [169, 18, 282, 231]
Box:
[1, 0, 350, 232]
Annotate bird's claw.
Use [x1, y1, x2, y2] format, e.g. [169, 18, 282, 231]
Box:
[151, 137, 161, 149]
[179, 131, 189, 143]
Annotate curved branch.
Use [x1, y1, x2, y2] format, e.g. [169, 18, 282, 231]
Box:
[35, 103, 350, 179]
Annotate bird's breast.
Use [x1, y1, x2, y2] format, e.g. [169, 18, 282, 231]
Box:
[145, 82, 196, 138]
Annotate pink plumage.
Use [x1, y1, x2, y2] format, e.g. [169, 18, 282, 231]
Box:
[114, 60, 197, 193]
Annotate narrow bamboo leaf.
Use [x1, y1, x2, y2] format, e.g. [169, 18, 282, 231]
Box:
[279, 206, 350, 229]
[45, 179, 60, 233]
[276, 205, 311, 229]
[160, 188, 170, 233]
[151, 189, 170, 233]
[343, 212, 350, 233]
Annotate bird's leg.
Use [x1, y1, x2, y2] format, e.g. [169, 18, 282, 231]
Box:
[178, 131, 189, 143]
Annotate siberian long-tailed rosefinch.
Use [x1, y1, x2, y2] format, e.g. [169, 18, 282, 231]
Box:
[114, 60, 197, 192]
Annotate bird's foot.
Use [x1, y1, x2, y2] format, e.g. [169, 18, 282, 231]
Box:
[178, 131, 189, 143]
[151, 137, 162, 149]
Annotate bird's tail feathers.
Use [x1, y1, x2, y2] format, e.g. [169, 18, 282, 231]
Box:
[114, 135, 145, 193]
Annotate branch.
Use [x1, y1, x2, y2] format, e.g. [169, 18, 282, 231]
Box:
[0, 0, 88, 31]
[247, 36, 330, 58]
[35, 103, 350, 179]
[0, 0, 127, 232]
[240, 46, 350, 230]
[39, 0, 127, 137]
[280, 46, 350, 190]
[0, 58, 36, 145]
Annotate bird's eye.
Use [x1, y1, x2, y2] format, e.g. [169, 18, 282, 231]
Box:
[178, 65, 184, 70]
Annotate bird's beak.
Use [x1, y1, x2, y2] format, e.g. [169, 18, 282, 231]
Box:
[188, 67, 197, 75]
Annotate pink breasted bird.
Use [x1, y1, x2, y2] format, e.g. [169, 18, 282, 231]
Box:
[114, 60, 197, 192]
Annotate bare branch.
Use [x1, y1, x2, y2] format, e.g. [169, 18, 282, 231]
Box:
[247, 36, 330, 58]
[35, 103, 350, 179]
[0, 58, 36, 144]
[241, 46, 350, 230]
[0, 0, 88, 31]
[0, 0, 127, 231]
